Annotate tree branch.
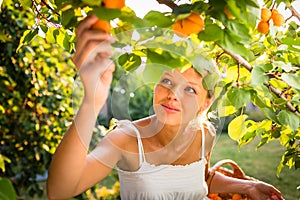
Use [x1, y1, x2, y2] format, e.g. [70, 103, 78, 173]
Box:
[222, 49, 253, 71]
[222, 48, 299, 116]
[288, 4, 300, 22]
[264, 83, 299, 115]
[156, 0, 178, 9]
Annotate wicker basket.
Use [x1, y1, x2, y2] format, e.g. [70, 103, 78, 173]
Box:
[207, 159, 257, 200]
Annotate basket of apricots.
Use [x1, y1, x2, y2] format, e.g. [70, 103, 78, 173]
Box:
[207, 159, 257, 200]
[257, 7, 285, 34]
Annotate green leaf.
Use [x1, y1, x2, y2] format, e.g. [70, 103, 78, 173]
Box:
[146, 49, 188, 69]
[45, 27, 59, 43]
[202, 72, 219, 90]
[118, 53, 142, 72]
[226, 21, 251, 43]
[227, 87, 251, 109]
[218, 104, 236, 117]
[0, 177, 16, 200]
[40, 24, 48, 33]
[278, 110, 300, 131]
[227, 0, 240, 19]
[93, 7, 121, 21]
[198, 24, 223, 41]
[251, 64, 272, 86]
[61, 9, 75, 27]
[281, 73, 300, 90]
[192, 53, 216, 76]
[81, 0, 101, 6]
[220, 31, 254, 61]
[279, 37, 300, 46]
[16, 28, 38, 52]
[143, 11, 173, 28]
[142, 63, 171, 84]
[19, 0, 32, 8]
[0, 154, 11, 172]
[228, 114, 248, 141]
[119, 8, 145, 28]
[261, 107, 278, 122]
[173, 4, 193, 16]
[246, 0, 260, 8]
[56, 29, 71, 51]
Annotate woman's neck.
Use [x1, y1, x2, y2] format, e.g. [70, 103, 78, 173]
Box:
[151, 116, 191, 147]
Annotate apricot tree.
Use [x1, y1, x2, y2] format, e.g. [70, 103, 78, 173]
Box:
[1, 0, 300, 198]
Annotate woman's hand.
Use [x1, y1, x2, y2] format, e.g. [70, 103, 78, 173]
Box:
[246, 181, 284, 200]
[73, 15, 115, 111]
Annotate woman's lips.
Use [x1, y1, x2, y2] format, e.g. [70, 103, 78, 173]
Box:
[161, 104, 180, 113]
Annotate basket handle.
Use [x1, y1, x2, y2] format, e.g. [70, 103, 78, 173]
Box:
[210, 159, 247, 179]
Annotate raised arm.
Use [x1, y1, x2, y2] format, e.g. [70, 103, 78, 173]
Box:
[46, 15, 121, 199]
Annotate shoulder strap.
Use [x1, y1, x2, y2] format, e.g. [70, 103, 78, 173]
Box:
[130, 123, 146, 166]
[200, 124, 205, 160]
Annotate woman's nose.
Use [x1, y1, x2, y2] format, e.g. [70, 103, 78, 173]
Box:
[167, 87, 180, 101]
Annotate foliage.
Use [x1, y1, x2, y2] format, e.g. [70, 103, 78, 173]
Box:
[0, 177, 17, 200]
[1, 0, 300, 198]
[0, 1, 76, 198]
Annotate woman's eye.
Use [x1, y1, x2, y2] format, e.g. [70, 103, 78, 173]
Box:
[185, 86, 196, 94]
[161, 78, 172, 85]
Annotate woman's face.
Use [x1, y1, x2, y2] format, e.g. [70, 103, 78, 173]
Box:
[153, 67, 211, 126]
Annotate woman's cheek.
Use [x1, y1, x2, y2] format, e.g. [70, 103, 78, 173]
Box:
[182, 98, 199, 118]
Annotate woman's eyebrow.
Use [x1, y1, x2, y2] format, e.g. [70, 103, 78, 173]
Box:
[187, 81, 201, 89]
[163, 71, 174, 77]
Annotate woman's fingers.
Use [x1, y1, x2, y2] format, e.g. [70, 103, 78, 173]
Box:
[73, 34, 115, 69]
[73, 14, 115, 69]
[75, 15, 99, 38]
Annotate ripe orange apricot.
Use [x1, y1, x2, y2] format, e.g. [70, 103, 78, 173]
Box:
[92, 19, 111, 33]
[257, 20, 269, 34]
[261, 8, 272, 22]
[224, 6, 235, 19]
[271, 10, 284, 26]
[173, 12, 204, 37]
[207, 193, 219, 198]
[232, 193, 243, 200]
[40, 0, 48, 6]
[103, 0, 125, 9]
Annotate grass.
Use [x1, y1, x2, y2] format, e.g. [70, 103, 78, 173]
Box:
[210, 133, 300, 200]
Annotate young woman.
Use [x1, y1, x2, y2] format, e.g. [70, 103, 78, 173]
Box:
[46, 15, 284, 200]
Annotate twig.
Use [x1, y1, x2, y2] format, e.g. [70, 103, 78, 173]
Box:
[156, 0, 178, 9]
[222, 48, 299, 116]
[264, 83, 299, 115]
[236, 63, 240, 87]
[31, 0, 60, 27]
[222, 48, 253, 71]
[288, 4, 300, 22]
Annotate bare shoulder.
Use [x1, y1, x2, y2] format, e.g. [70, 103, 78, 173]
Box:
[103, 120, 140, 152]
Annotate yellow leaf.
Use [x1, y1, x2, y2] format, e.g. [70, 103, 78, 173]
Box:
[228, 114, 248, 141]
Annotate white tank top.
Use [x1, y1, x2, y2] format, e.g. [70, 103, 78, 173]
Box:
[116, 120, 208, 200]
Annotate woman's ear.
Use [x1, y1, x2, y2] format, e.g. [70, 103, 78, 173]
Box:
[203, 98, 213, 110]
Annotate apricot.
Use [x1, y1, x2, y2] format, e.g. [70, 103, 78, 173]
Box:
[232, 193, 243, 200]
[92, 19, 111, 33]
[207, 193, 219, 198]
[271, 10, 284, 26]
[173, 12, 204, 37]
[257, 20, 269, 34]
[261, 8, 272, 22]
[224, 6, 235, 19]
[40, 0, 48, 6]
[103, 0, 125, 9]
